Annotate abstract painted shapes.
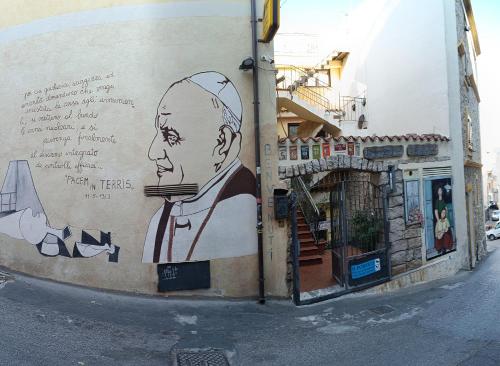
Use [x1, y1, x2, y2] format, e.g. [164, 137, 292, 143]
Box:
[73, 230, 120, 263]
[0, 160, 72, 255]
[36, 235, 71, 257]
[1, 160, 44, 215]
[0, 160, 119, 263]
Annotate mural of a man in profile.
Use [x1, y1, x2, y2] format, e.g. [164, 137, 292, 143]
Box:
[142, 72, 257, 263]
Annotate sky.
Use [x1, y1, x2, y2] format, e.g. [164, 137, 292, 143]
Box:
[473, 0, 500, 171]
[278, 0, 500, 171]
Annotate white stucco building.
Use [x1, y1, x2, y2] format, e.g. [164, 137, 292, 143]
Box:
[274, 0, 485, 302]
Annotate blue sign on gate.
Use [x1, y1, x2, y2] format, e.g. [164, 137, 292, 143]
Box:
[351, 258, 381, 280]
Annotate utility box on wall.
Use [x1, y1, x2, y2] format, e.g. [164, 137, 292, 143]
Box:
[274, 188, 289, 220]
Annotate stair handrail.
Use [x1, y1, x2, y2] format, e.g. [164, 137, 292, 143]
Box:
[293, 86, 332, 111]
[277, 64, 331, 88]
[276, 65, 339, 112]
[291, 176, 321, 245]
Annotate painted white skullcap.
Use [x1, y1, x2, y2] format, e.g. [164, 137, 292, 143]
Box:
[188, 71, 242, 132]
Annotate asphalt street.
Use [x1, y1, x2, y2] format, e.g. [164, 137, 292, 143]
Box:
[1, 242, 499, 366]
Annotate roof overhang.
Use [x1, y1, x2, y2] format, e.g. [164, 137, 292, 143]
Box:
[463, 0, 481, 56]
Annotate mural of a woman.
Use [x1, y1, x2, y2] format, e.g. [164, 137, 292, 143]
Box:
[433, 185, 453, 254]
[434, 186, 447, 222]
[435, 207, 453, 253]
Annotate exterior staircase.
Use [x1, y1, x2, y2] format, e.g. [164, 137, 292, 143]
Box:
[276, 65, 342, 134]
[297, 208, 327, 266]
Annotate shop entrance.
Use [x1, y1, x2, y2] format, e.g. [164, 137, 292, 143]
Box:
[291, 173, 391, 305]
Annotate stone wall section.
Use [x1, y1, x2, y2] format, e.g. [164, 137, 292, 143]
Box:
[278, 155, 388, 180]
[282, 155, 427, 278]
[465, 166, 487, 261]
[455, 0, 487, 261]
[380, 169, 423, 275]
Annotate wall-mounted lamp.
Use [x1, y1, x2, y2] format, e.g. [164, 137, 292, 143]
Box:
[239, 57, 255, 71]
[388, 165, 395, 192]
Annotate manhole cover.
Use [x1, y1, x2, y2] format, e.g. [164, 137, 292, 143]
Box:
[369, 305, 395, 315]
[176, 350, 229, 366]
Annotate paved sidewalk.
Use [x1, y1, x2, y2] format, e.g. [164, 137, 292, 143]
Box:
[0, 242, 499, 365]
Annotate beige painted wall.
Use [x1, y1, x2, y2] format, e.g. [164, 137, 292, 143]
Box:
[0, 1, 286, 298]
[0, 0, 244, 29]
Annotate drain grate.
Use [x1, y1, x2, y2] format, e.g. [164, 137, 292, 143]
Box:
[369, 305, 395, 315]
[176, 350, 229, 366]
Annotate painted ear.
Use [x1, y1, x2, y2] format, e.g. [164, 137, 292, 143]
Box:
[213, 126, 238, 172]
[215, 126, 233, 155]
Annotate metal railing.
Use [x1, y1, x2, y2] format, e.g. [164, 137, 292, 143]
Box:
[291, 176, 321, 245]
[339, 94, 367, 123]
[276, 65, 339, 112]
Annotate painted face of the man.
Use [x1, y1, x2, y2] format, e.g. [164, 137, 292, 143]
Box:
[148, 82, 224, 196]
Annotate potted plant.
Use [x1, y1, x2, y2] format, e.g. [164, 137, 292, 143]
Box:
[350, 210, 383, 252]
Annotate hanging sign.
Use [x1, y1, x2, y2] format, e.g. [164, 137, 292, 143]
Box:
[261, 0, 280, 43]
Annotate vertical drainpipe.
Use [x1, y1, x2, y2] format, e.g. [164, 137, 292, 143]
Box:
[250, 0, 265, 304]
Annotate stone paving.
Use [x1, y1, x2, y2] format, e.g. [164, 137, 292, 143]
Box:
[1, 242, 499, 365]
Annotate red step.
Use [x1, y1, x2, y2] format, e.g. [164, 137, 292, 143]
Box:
[297, 223, 309, 231]
[317, 240, 327, 251]
[298, 231, 314, 240]
[300, 246, 323, 256]
[296, 210, 326, 266]
[299, 255, 323, 266]
[299, 238, 316, 247]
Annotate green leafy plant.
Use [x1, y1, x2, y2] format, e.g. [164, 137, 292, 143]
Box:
[350, 210, 383, 251]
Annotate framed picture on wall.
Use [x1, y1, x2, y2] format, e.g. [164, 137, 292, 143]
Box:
[300, 145, 309, 160]
[404, 180, 421, 224]
[289, 146, 298, 160]
[322, 143, 330, 157]
[312, 144, 320, 159]
[354, 142, 361, 156]
[278, 146, 287, 160]
[334, 143, 347, 153]
[347, 142, 355, 156]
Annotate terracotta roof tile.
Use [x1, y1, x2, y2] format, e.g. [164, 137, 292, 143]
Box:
[278, 134, 450, 144]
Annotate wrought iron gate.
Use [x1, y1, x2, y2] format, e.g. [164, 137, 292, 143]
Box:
[291, 177, 390, 305]
[330, 180, 390, 290]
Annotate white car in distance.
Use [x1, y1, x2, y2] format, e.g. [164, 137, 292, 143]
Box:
[491, 210, 500, 221]
[486, 222, 500, 240]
